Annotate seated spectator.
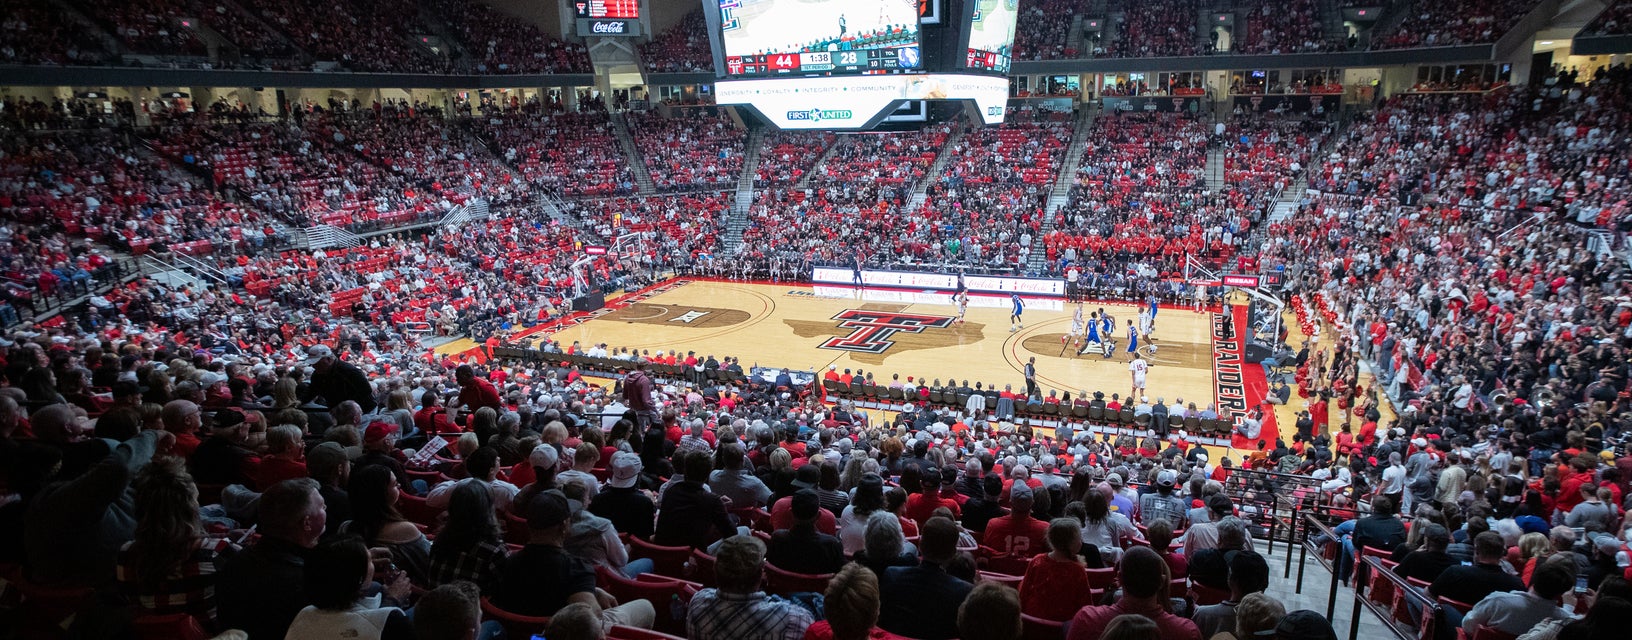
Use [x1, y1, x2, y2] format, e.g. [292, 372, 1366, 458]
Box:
[1394, 523, 1457, 584]
[588, 451, 655, 540]
[1078, 486, 1137, 565]
[839, 473, 890, 556]
[654, 450, 738, 548]
[217, 478, 327, 639]
[1190, 516, 1253, 591]
[1275, 610, 1338, 640]
[116, 457, 240, 626]
[983, 482, 1049, 556]
[563, 479, 651, 578]
[1021, 517, 1093, 621]
[687, 534, 815, 639]
[1463, 555, 1577, 636]
[493, 491, 656, 627]
[904, 467, 962, 526]
[1193, 551, 1272, 638]
[307, 442, 354, 539]
[413, 581, 499, 640]
[711, 442, 772, 510]
[286, 536, 415, 639]
[1147, 518, 1188, 578]
[425, 447, 519, 512]
[802, 564, 898, 640]
[1218, 593, 1286, 640]
[186, 408, 257, 486]
[427, 480, 509, 591]
[1429, 532, 1526, 627]
[26, 428, 166, 589]
[878, 516, 974, 640]
[340, 465, 432, 585]
[1064, 545, 1201, 640]
[766, 489, 845, 576]
[957, 582, 1024, 640]
[855, 510, 918, 575]
[547, 602, 606, 640]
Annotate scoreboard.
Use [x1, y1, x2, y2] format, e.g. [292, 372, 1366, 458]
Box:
[574, 0, 639, 19]
[725, 49, 918, 77]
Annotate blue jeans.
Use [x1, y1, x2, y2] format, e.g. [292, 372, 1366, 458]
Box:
[623, 557, 655, 578]
[1310, 519, 1359, 583]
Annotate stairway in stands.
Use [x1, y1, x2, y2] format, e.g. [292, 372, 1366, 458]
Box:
[723, 126, 765, 251]
[611, 113, 657, 194]
[1064, 14, 1087, 57]
[794, 139, 845, 190]
[1025, 106, 1098, 275]
[1205, 145, 1228, 192]
[906, 122, 968, 212]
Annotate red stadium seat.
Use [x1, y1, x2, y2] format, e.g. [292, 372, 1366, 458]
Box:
[481, 597, 550, 640]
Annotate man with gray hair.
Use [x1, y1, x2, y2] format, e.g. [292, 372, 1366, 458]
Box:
[687, 535, 814, 639]
[678, 418, 713, 456]
[1190, 516, 1253, 590]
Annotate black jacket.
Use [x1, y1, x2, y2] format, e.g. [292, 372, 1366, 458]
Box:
[302, 360, 377, 413]
[216, 536, 310, 640]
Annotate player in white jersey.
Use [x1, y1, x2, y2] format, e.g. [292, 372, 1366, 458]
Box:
[1193, 284, 1208, 313]
[954, 292, 968, 324]
[1129, 354, 1149, 398]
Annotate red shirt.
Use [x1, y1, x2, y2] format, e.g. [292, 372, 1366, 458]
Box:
[803, 622, 912, 640]
[904, 490, 961, 526]
[1065, 600, 1202, 640]
[255, 456, 308, 490]
[770, 496, 838, 534]
[1021, 555, 1092, 621]
[458, 378, 502, 411]
[171, 431, 203, 459]
[983, 513, 1049, 556]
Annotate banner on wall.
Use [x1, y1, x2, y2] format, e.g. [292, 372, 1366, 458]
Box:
[1102, 96, 1202, 113]
[810, 268, 1065, 296]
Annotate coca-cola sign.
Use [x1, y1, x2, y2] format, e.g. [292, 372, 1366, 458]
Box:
[577, 18, 639, 36]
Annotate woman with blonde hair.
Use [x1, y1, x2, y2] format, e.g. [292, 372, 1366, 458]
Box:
[117, 458, 240, 626]
[1518, 531, 1553, 586]
[802, 564, 891, 640]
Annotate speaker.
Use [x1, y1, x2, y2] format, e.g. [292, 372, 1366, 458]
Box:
[1244, 341, 1275, 364]
[571, 291, 605, 312]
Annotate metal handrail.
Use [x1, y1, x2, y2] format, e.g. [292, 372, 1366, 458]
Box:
[1296, 511, 1344, 619]
[1352, 555, 1443, 640]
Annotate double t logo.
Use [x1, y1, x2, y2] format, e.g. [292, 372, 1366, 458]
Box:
[819, 310, 954, 354]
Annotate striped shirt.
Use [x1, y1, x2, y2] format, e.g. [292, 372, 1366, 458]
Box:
[116, 536, 238, 624]
[686, 589, 814, 640]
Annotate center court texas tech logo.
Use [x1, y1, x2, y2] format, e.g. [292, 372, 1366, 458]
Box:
[818, 310, 955, 354]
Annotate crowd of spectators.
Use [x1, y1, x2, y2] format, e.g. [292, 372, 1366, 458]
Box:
[74, 0, 207, 57]
[2, 127, 264, 252]
[1042, 111, 1219, 281]
[639, 9, 712, 74]
[1310, 67, 1632, 234]
[236, 0, 446, 72]
[1369, 0, 1542, 50]
[813, 125, 951, 187]
[626, 109, 745, 192]
[914, 109, 1074, 268]
[1012, 0, 1087, 61]
[1234, 0, 1334, 55]
[425, 0, 591, 74]
[1103, 0, 1202, 59]
[0, 0, 113, 65]
[1584, 0, 1632, 35]
[470, 109, 635, 198]
[753, 130, 835, 188]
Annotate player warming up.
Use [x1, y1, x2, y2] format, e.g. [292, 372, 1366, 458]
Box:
[954, 292, 968, 325]
[1009, 293, 1024, 332]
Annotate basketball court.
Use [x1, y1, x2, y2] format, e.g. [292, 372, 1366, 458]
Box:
[517, 279, 1275, 449]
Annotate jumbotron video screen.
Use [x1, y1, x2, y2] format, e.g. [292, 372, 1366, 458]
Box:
[718, 0, 923, 77]
[964, 0, 1018, 74]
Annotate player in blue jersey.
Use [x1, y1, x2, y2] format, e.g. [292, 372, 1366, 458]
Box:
[1009, 293, 1024, 332]
[1125, 318, 1139, 360]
